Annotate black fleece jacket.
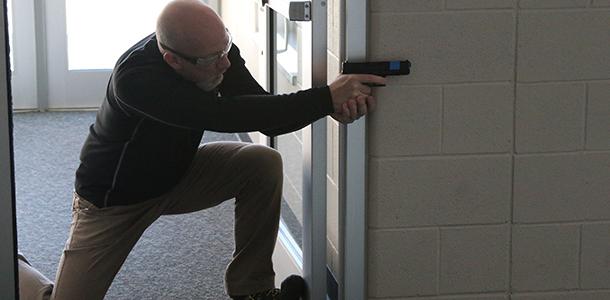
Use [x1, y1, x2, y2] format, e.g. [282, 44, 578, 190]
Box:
[75, 33, 333, 207]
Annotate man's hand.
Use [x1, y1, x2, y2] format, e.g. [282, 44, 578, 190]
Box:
[330, 100, 357, 123]
[329, 74, 383, 124]
[330, 96, 375, 124]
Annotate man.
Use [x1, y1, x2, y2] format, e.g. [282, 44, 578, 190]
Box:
[50, 0, 385, 299]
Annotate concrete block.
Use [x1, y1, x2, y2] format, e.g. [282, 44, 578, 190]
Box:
[512, 225, 580, 291]
[514, 152, 610, 223]
[587, 82, 610, 150]
[370, 0, 444, 12]
[440, 225, 509, 293]
[519, 0, 589, 8]
[581, 223, 610, 289]
[370, 12, 515, 84]
[512, 291, 610, 300]
[446, 0, 516, 9]
[517, 10, 610, 82]
[443, 84, 514, 154]
[368, 229, 438, 297]
[515, 83, 586, 153]
[368, 155, 511, 228]
[369, 86, 442, 157]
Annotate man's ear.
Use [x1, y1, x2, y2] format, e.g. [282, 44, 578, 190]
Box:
[163, 52, 182, 71]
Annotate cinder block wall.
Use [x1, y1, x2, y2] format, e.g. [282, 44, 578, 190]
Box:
[366, 1, 610, 299]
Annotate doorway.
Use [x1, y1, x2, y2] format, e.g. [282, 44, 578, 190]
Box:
[1, 0, 349, 299]
[5, 1, 240, 299]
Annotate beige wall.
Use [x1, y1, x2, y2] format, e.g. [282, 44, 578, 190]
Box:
[220, 0, 264, 82]
[367, 1, 610, 299]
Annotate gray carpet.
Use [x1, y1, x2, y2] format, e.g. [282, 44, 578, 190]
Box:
[13, 111, 241, 299]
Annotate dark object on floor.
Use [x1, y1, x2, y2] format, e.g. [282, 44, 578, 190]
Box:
[280, 275, 306, 300]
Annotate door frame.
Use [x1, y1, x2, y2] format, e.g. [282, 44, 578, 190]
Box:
[302, 1, 327, 298]
[0, 0, 338, 298]
[1, 0, 19, 298]
[8, 0, 38, 110]
[340, 0, 367, 299]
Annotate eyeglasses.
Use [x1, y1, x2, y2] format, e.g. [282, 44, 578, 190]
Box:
[160, 29, 232, 67]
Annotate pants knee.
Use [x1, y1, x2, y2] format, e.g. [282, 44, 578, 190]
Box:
[239, 144, 283, 180]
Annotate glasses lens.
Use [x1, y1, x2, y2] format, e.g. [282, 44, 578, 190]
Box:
[194, 30, 231, 66]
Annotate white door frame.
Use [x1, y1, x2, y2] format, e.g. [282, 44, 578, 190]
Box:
[340, 0, 367, 299]
[0, 0, 336, 298]
[1, 0, 19, 298]
[8, 0, 38, 110]
[303, 0, 327, 298]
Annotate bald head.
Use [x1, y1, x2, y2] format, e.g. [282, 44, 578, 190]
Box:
[156, 0, 225, 55]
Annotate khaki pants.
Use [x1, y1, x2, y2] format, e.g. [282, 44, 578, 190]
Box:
[18, 252, 54, 300]
[50, 142, 283, 300]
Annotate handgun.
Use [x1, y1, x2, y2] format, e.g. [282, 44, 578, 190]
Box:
[342, 60, 411, 87]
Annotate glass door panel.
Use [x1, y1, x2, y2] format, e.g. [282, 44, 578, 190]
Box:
[273, 11, 307, 249]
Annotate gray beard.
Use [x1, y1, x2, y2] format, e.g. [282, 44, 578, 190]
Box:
[196, 75, 224, 92]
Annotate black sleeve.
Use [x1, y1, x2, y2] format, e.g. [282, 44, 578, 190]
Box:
[219, 45, 330, 137]
[112, 48, 334, 133]
[218, 45, 268, 96]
